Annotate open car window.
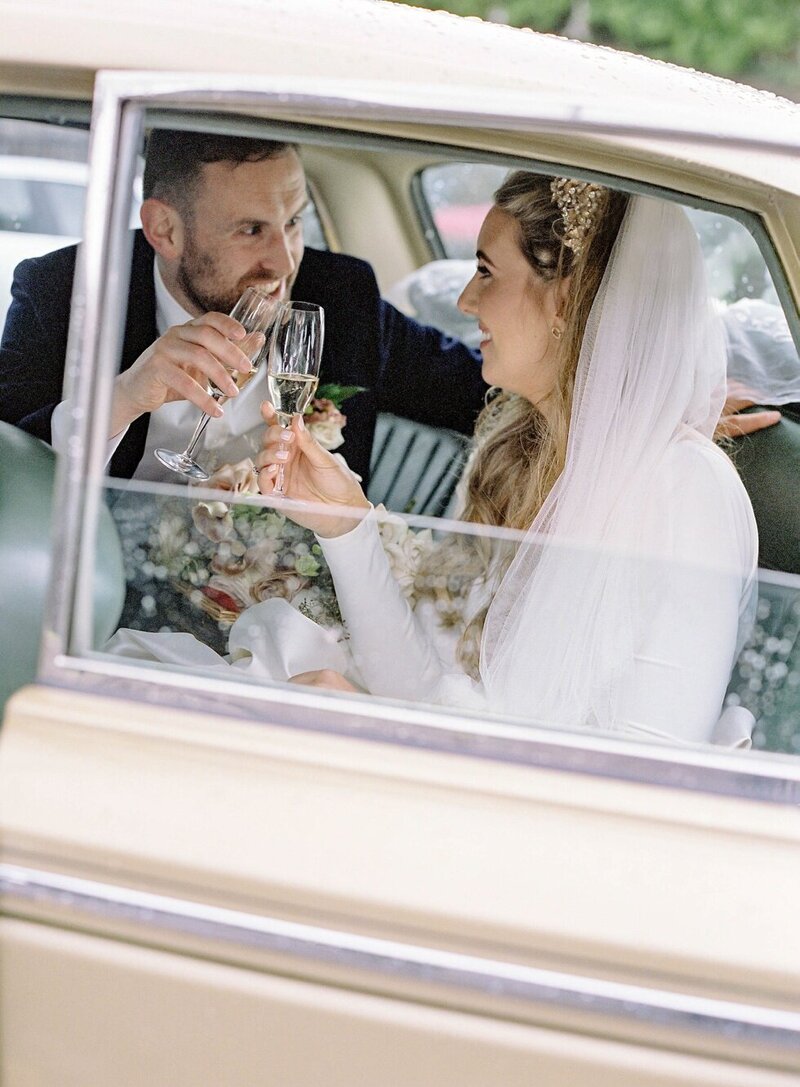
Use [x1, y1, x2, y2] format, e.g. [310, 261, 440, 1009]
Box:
[4, 89, 793, 794]
[0, 117, 329, 331]
[97, 473, 800, 754]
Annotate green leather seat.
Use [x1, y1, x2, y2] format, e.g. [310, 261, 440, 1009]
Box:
[732, 411, 800, 575]
[0, 422, 125, 714]
[369, 412, 470, 517]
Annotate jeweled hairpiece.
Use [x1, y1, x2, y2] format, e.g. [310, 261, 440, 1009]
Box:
[550, 177, 608, 256]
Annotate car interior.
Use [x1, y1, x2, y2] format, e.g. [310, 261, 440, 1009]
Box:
[2, 111, 799, 755]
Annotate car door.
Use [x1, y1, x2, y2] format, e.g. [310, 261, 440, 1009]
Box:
[2, 68, 800, 1087]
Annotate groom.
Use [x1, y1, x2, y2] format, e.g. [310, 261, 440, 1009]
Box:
[0, 129, 488, 486]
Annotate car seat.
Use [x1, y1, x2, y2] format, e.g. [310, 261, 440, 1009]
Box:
[0, 421, 125, 714]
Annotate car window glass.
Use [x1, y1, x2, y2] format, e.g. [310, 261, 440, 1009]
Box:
[0, 177, 36, 230]
[0, 176, 87, 234]
[0, 119, 90, 330]
[418, 162, 781, 306]
[97, 476, 800, 755]
[301, 200, 327, 251]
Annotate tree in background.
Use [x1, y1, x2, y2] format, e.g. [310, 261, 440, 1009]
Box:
[394, 0, 800, 100]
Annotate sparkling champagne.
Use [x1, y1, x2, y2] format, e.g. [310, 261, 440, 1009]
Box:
[268, 371, 319, 420]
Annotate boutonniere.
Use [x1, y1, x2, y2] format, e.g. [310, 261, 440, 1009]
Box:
[304, 383, 365, 450]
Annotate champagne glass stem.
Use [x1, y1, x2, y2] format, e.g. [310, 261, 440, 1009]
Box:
[182, 391, 223, 460]
[273, 415, 289, 497]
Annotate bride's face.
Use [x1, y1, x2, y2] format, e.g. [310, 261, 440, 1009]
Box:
[458, 206, 566, 413]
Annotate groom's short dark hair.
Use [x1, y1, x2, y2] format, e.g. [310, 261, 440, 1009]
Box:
[143, 128, 298, 216]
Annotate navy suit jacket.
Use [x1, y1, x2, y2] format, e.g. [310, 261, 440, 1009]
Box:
[0, 231, 486, 485]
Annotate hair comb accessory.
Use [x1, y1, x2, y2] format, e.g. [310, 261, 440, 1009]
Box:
[550, 178, 608, 256]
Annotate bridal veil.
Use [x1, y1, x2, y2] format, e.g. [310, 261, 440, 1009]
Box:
[480, 195, 758, 740]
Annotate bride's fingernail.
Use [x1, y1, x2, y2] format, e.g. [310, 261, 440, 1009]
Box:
[275, 449, 289, 461]
[280, 430, 293, 443]
[297, 414, 305, 431]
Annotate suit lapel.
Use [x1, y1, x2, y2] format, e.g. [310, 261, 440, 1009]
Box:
[109, 232, 157, 477]
[121, 231, 158, 371]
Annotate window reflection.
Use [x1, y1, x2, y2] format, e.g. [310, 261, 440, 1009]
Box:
[101, 478, 800, 756]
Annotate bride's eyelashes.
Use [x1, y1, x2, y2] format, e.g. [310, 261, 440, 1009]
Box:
[476, 262, 491, 278]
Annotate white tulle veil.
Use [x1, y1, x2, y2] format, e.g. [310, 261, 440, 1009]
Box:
[479, 195, 756, 734]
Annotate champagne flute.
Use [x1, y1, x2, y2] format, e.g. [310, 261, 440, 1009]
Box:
[266, 301, 324, 498]
[154, 287, 283, 481]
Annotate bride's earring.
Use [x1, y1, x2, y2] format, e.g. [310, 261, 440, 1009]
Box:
[551, 324, 563, 340]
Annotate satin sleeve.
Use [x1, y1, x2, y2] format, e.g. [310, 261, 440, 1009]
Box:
[615, 441, 757, 744]
[318, 510, 451, 701]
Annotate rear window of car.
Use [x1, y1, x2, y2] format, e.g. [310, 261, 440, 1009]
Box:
[417, 161, 782, 307]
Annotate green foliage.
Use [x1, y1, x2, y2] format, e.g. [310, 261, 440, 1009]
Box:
[590, 0, 800, 77]
[314, 383, 366, 409]
[394, 0, 800, 93]
[502, 0, 571, 30]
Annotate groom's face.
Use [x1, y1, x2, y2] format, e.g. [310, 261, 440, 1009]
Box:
[174, 149, 308, 316]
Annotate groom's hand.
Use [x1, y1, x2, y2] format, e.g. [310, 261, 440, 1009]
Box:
[109, 313, 253, 438]
[714, 380, 781, 440]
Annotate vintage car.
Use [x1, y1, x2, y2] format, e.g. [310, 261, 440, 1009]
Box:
[1, 0, 800, 1083]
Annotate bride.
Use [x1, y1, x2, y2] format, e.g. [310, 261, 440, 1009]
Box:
[253, 173, 758, 746]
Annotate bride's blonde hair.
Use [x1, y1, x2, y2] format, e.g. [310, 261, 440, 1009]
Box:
[416, 172, 629, 675]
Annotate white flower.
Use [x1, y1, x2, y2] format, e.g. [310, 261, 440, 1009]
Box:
[193, 501, 235, 542]
[243, 537, 281, 573]
[202, 457, 260, 496]
[376, 508, 433, 600]
[307, 418, 345, 450]
[206, 566, 265, 610]
[305, 399, 348, 451]
[191, 458, 260, 542]
[154, 511, 190, 559]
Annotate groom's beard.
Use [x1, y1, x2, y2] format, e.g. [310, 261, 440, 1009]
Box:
[177, 229, 298, 316]
[177, 239, 246, 317]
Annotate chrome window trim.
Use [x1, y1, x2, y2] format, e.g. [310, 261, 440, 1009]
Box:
[2, 863, 799, 1054]
[40, 649, 800, 804]
[36, 70, 800, 807]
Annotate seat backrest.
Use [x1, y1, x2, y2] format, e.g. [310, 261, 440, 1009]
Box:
[368, 413, 470, 517]
[0, 422, 125, 714]
[732, 413, 800, 576]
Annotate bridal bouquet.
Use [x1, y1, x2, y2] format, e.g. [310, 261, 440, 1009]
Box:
[138, 386, 365, 632]
[129, 383, 463, 649]
[147, 459, 341, 629]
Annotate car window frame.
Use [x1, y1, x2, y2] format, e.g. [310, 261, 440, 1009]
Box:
[13, 72, 800, 807]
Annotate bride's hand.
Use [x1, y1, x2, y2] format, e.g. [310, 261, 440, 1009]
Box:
[256, 401, 371, 537]
[289, 669, 360, 692]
